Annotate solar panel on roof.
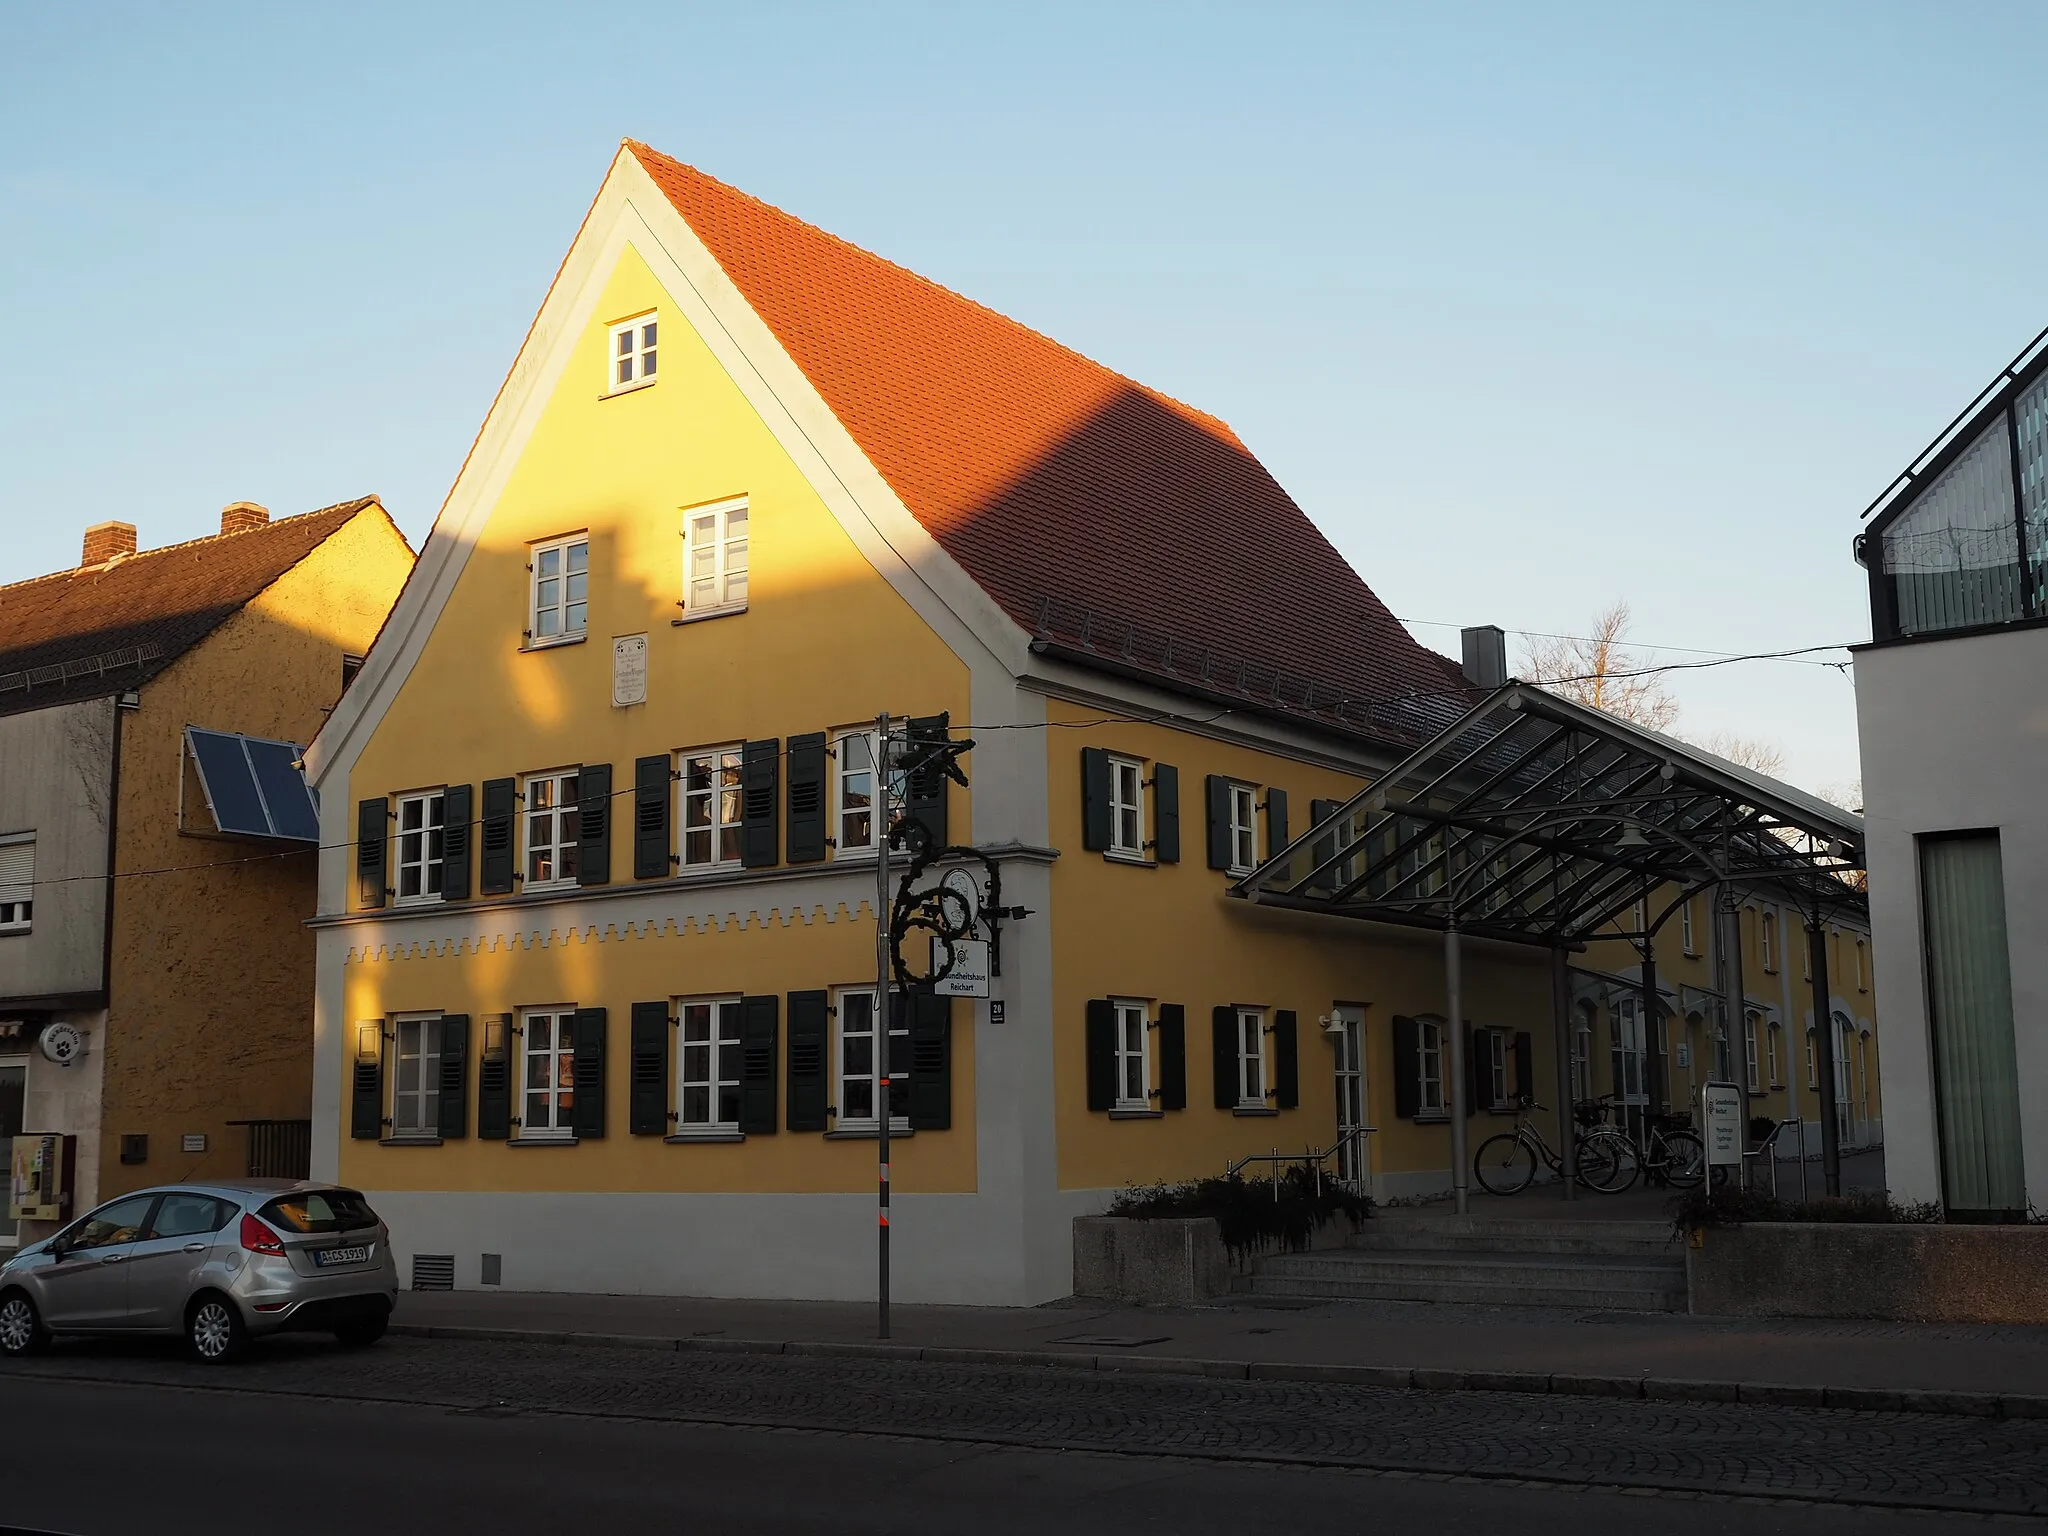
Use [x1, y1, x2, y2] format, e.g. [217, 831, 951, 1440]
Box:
[185, 727, 319, 843]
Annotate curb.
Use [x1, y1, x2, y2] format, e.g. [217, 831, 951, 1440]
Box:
[387, 1323, 2048, 1420]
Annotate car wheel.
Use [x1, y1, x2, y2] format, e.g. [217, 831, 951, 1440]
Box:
[334, 1313, 388, 1348]
[0, 1291, 50, 1357]
[187, 1295, 248, 1364]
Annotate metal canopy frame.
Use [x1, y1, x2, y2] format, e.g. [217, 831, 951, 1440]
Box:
[1235, 683, 1866, 944]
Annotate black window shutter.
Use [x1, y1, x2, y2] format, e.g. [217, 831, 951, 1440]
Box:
[1273, 1010, 1299, 1109]
[908, 990, 952, 1130]
[577, 762, 612, 886]
[629, 1001, 669, 1135]
[1514, 1030, 1534, 1104]
[1084, 998, 1116, 1112]
[1158, 1003, 1187, 1111]
[633, 755, 672, 880]
[477, 1016, 512, 1140]
[742, 739, 780, 868]
[1152, 764, 1180, 863]
[1469, 1027, 1491, 1114]
[437, 1014, 469, 1138]
[350, 1029, 383, 1139]
[1265, 787, 1289, 852]
[786, 990, 829, 1131]
[1212, 1005, 1237, 1109]
[356, 798, 387, 908]
[740, 995, 779, 1134]
[1080, 748, 1112, 851]
[1392, 1016, 1421, 1119]
[480, 778, 517, 895]
[785, 732, 828, 862]
[440, 784, 473, 901]
[572, 1007, 608, 1138]
[1204, 776, 1232, 870]
[904, 714, 950, 847]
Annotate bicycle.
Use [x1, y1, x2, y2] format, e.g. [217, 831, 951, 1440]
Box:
[1472, 1096, 1639, 1195]
[1634, 1110, 1706, 1191]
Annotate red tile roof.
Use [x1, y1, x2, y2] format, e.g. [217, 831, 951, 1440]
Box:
[0, 499, 380, 716]
[627, 143, 1465, 735]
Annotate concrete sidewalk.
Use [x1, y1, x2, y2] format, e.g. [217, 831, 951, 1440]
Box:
[392, 1285, 2048, 1410]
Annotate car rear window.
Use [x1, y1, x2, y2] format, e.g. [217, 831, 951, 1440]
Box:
[258, 1189, 379, 1234]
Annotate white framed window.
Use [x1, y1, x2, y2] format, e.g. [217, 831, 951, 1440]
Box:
[1226, 783, 1258, 874]
[1108, 755, 1145, 858]
[1679, 898, 1696, 956]
[1761, 911, 1777, 973]
[1713, 1009, 1733, 1082]
[678, 747, 743, 870]
[835, 986, 907, 1130]
[676, 996, 743, 1131]
[394, 790, 445, 903]
[1571, 1006, 1594, 1104]
[1483, 1028, 1509, 1110]
[0, 833, 33, 934]
[1113, 999, 1151, 1111]
[1766, 1022, 1783, 1087]
[1743, 1011, 1760, 1089]
[1803, 930, 1812, 980]
[391, 1014, 444, 1137]
[607, 312, 657, 393]
[1806, 1028, 1818, 1090]
[1416, 1016, 1445, 1117]
[520, 1006, 578, 1137]
[1235, 1006, 1267, 1108]
[524, 769, 581, 889]
[832, 729, 905, 858]
[529, 535, 589, 645]
[1855, 938, 1868, 991]
[681, 498, 748, 617]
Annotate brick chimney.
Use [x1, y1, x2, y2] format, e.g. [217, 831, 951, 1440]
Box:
[220, 501, 270, 535]
[81, 521, 138, 567]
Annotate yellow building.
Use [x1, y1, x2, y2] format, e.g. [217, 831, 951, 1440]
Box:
[307, 143, 1873, 1304]
[0, 501, 411, 1247]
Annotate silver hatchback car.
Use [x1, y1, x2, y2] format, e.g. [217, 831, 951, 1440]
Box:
[0, 1179, 398, 1363]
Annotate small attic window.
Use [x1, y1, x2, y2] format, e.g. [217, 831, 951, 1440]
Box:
[607, 313, 657, 394]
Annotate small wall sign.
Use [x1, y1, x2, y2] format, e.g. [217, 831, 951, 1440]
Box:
[988, 1000, 1005, 1025]
[1702, 1082, 1744, 1167]
[612, 633, 648, 708]
[181, 1133, 208, 1154]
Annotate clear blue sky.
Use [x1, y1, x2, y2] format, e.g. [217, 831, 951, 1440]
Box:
[5, 2, 2040, 794]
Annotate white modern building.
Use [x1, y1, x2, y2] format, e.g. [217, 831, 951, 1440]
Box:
[1854, 329, 2048, 1219]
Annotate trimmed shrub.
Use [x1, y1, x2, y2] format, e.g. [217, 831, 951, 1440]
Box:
[1107, 1168, 1372, 1262]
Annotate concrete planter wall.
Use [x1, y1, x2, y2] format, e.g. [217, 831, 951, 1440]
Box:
[1072, 1216, 1236, 1304]
[1689, 1221, 2048, 1323]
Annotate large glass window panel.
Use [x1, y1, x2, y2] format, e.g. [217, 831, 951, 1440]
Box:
[1881, 419, 2022, 635]
[2014, 374, 2048, 614]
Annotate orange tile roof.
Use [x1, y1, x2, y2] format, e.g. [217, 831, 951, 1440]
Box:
[627, 143, 1464, 733]
[0, 499, 379, 716]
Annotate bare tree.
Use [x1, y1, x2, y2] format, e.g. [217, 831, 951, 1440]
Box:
[1693, 731, 1787, 778]
[1520, 600, 1680, 731]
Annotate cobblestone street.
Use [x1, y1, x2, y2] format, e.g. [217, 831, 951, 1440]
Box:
[10, 1334, 2047, 1517]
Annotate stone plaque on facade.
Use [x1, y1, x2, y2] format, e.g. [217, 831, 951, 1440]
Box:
[612, 633, 648, 707]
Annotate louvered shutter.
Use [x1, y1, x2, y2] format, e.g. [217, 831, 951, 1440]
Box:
[350, 1023, 384, 1139]
[1392, 1016, 1421, 1120]
[1204, 776, 1232, 870]
[740, 995, 779, 1134]
[1514, 1030, 1534, 1105]
[1158, 1004, 1187, 1111]
[576, 763, 612, 886]
[356, 799, 387, 909]
[1152, 764, 1180, 863]
[477, 1016, 512, 1140]
[1084, 999, 1116, 1112]
[0, 838, 31, 912]
[434, 1015, 469, 1138]
[1212, 1005, 1237, 1109]
[908, 990, 952, 1130]
[1080, 749, 1113, 851]
[904, 714, 950, 847]
[479, 778, 517, 895]
[633, 755, 672, 880]
[1265, 788, 1289, 851]
[440, 784, 473, 901]
[742, 739, 779, 868]
[629, 1002, 670, 1135]
[785, 733, 828, 862]
[786, 990, 829, 1131]
[1273, 1010, 1299, 1109]
[572, 1007, 607, 1138]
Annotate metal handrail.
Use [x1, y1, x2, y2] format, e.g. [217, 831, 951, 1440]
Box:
[1225, 1126, 1377, 1198]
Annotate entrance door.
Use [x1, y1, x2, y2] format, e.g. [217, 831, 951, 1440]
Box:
[1332, 1006, 1367, 1186]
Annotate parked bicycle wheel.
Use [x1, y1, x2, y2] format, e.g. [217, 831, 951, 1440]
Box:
[1659, 1130, 1706, 1188]
[1473, 1133, 1538, 1195]
[1574, 1129, 1640, 1193]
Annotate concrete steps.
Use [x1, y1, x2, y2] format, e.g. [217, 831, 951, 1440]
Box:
[1248, 1217, 1688, 1311]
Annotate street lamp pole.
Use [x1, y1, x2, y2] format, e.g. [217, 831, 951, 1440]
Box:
[873, 711, 893, 1340]
[1444, 914, 1470, 1215]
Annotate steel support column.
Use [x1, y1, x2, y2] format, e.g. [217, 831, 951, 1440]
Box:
[1808, 920, 1843, 1196]
[1551, 943, 1576, 1203]
[1719, 887, 1754, 1185]
[1445, 917, 1469, 1215]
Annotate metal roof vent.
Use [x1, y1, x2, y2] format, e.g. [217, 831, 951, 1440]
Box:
[1460, 625, 1508, 689]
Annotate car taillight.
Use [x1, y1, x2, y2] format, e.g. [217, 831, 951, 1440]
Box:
[239, 1213, 285, 1256]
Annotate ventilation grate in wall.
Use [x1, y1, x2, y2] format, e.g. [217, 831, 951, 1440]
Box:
[480, 1253, 503, 1287]
[410, 1253, 455, 1291]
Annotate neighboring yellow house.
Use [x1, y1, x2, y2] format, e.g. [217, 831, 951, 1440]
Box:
[0, 501, 411, 1246]
[306, 142, 1871, 1305]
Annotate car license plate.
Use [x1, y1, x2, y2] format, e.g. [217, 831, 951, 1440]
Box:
[315, 1245, 370, 1267]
